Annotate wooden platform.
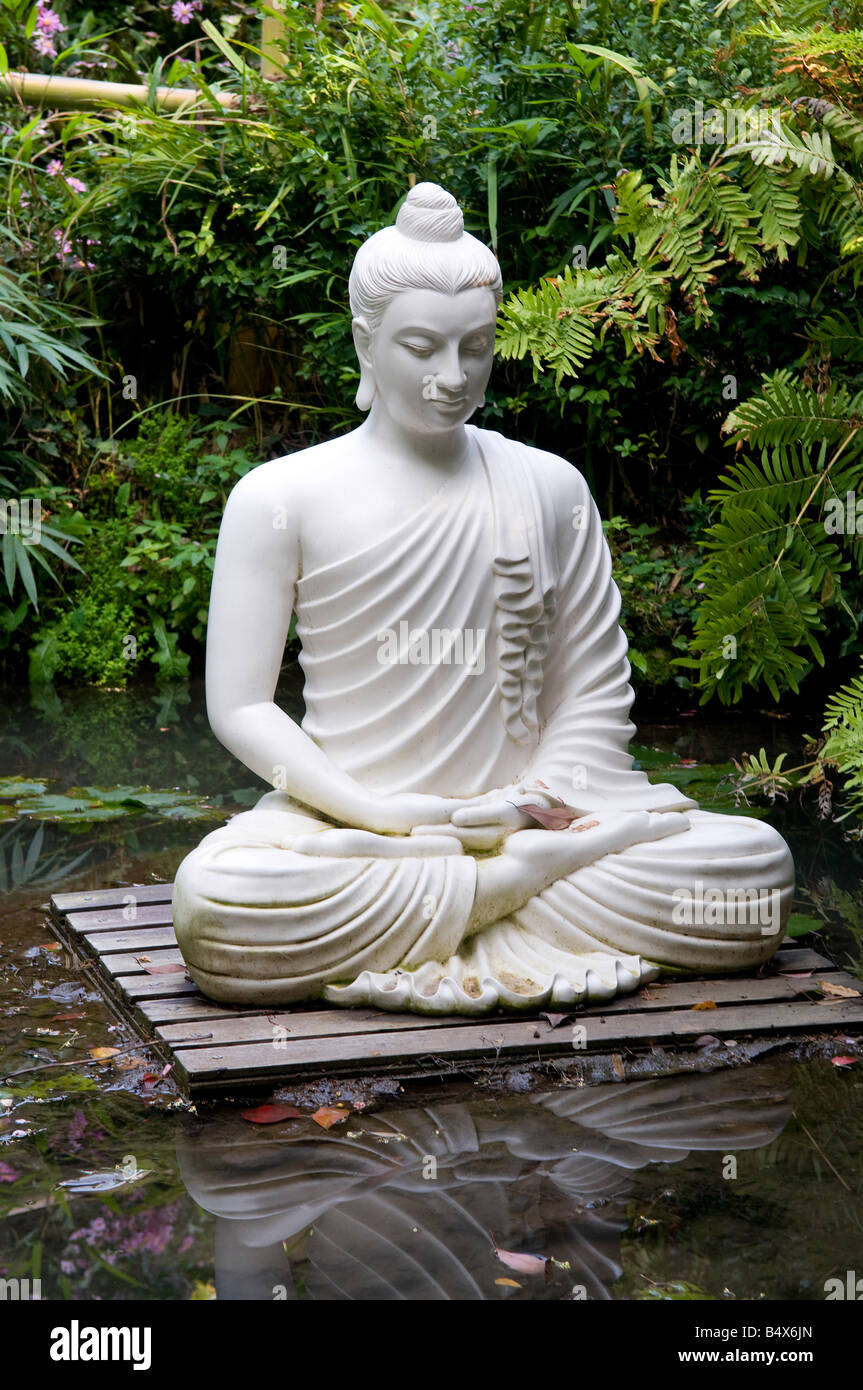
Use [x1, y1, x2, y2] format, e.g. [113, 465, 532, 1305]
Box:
[48, 884, 863, 1099]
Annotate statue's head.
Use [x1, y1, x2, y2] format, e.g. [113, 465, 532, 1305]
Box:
[349, 183, 502, 429]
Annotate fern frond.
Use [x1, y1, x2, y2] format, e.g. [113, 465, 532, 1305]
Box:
[722, 371, 863, 450]
[743, 162, 804, 257]
[807, 310, 863, 362]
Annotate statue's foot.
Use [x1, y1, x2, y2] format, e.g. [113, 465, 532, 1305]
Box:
[322, 937, 654, 1016]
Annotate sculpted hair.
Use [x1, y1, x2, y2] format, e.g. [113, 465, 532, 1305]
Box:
[348, 183, 502, 331]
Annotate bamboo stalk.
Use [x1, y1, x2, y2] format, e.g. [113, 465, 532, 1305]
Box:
[0, 71, 242, 111]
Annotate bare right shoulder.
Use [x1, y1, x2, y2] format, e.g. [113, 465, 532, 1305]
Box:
[226, 433, 354, 514]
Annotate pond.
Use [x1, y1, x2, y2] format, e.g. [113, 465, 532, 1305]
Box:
[1, 681, 861, 1302]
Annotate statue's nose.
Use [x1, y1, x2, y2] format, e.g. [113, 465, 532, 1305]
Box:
[436, 348, 468, 393]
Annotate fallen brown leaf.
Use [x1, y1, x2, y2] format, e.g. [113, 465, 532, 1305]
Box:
[692, 1000, 717, 1011]
[89, 1046, 121, 1061]
[51, 1011, 85, 1022]
[312, 1105, 349, 1130]
[241, 1104, 304, 1124]
[495, 1277, 522, 1288]
[612, 1053, 626, 1081]
[143, 963, 186, 975]
[818, 979, 860, 998]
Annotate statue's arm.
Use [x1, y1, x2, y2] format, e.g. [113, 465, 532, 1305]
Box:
[205, 464, 387, 828]
[519, 455, 695, 813]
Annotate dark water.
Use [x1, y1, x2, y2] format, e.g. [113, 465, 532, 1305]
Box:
[1, 681, 861, 1301]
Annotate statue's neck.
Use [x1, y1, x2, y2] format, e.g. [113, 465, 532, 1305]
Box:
[358, 407, 473, 474]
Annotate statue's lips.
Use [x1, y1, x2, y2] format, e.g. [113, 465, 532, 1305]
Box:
[431, 396, 469, 409]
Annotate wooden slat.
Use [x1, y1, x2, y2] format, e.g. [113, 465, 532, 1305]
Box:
[114, 973, 199, 1001]
[101, 948, 186, 977]
[83, 926, 178, 954]
[173, 996, 863, 1091]
[61, 903, 174, 934]
[138, 995, 274, 1025]
[51, 884, 173, 912]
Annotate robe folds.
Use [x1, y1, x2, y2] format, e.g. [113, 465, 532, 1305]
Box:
[173, 427, 794, 1012]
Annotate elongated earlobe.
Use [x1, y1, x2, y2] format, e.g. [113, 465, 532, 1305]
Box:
[356, 365, 376, 411]
[352, 316, 375, 412]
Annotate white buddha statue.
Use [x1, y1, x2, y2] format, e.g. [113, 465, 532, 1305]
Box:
[173, 182, 794, 1014]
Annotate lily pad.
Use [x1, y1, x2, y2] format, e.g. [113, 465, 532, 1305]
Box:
[0, 779, 48, 799]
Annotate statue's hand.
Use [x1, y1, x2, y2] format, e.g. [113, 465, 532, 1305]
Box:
[443, 792, 536, 851]
[358, 791, 470, 836]
[503, 810, 690, 881]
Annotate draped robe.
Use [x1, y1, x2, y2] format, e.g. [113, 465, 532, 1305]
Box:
[173, 427, 794, 1011]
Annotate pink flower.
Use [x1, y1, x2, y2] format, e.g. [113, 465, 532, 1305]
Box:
[36, 5, 65, 36]
[171, 0, 201, 23]
[33, 33, 57, 58]
[65, 176, 87, 194]
[46, 158, 64, 175]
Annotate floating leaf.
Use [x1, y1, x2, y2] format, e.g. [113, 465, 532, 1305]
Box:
[51, 1011, 85, 1021]
[831, 1055, 857, 1067]
[89, 1046, 121, 1061]
[189, 1280, 217, 1300]
[694, 1034, 722, 1049]
[58, 1165, 151, 1194]
[494, 1247, 548, 1276]
[0, 779, 48, 798]
[495, 1278, 522, 1288]
[312, 1105, 349, 1129]
[241, 1103, 303, 1124]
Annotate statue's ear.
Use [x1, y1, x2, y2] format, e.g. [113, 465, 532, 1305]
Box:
[352, 317, 376, 412]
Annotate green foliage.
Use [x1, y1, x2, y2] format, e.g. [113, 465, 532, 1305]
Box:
[822, 660, 863, 821]
[23, 414, 256, 686]
[603, 512, 702, 688]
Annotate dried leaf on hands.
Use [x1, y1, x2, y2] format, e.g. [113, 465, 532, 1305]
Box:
[312, 1105, 349, 1129]
[241, 1103, 303, 1124]
[516, 803, 579, 830]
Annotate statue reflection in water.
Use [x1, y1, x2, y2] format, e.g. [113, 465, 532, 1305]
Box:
[178, 1069, 790, 1300]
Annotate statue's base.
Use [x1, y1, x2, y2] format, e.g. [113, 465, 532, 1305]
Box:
[48, 883, 863, 1101]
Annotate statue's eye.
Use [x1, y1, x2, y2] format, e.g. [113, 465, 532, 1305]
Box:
[462, 337, 492, 355]
[400, 341, 435, 357]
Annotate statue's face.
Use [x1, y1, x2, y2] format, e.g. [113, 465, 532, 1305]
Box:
[362, 286, 497, 433]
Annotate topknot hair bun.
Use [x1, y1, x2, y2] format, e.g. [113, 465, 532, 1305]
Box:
[395, 183, 464, 243]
